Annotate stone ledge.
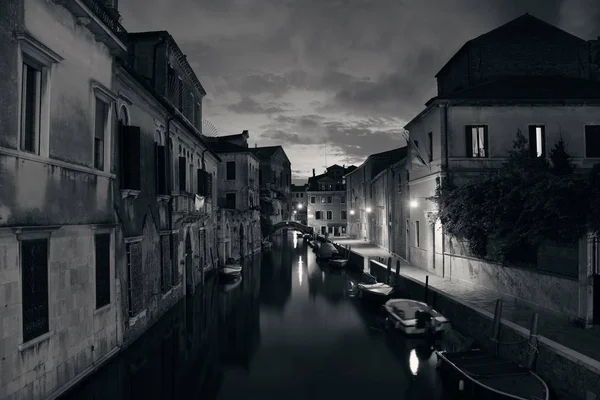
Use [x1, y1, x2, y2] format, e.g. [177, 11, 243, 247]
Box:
[18, 330, 54, 352]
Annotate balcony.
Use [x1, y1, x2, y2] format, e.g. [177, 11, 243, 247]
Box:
[54, 0, 127, 53]
[172, 193, 208, 224]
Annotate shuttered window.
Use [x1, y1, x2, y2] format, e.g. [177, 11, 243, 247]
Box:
[21, 238, 49, 342]
[178, 157, 187, 192]
[95, 233, 111, 309]
[156, 144, 167, 195]
[120, 126, 141, 190]
[126, 241, 143, 317]
[160, 235, 172, 293]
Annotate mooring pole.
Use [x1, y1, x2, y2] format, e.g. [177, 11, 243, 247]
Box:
[526, 313, 539, 370]
[395, 260, 400, 286]
[386, 257, 392, 285]
[491, 299, 503, 355]
[424, 275, 429, 304]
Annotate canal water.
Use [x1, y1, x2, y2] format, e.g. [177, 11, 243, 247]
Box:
[60, 232, 451, 400]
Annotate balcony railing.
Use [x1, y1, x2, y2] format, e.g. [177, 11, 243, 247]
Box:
[172, 193, 205, 215]
[56, 0, 128, 52]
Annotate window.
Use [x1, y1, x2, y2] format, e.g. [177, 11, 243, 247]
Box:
[327, 196, 332, 203]
[171, 233, 179, 286]
[259, 169, 263, 185]
[310, 196, 316, 204]
[315, 211, 321, 220]
[465, 125, 488, 158]
[321, 196, 326, 204]
[93, 97, 109, 170]
[428, 131, 433, 162]
[397, 173, 402, 193]
[415, 221, 420, 247]
[585, 125, 600, 158]
[225, 193, 236, 209]
[341, 226, 347, 234]
[326, 210, 333, 220]
[160, 235, 172, 293]
[528, 125, 546, 158]
[156, 137, 168, 195]
[341, 210, 347, 219]
[126, 241, 143, 317]
[95, 233, 111, 309]
[20, 61, 42, 154]
[301, 193, 304, 198]
[21, 238, 49, 343]
[328, 226, 333, 234]
[341, 195, 346, 204]
[226, 161, 236, 180]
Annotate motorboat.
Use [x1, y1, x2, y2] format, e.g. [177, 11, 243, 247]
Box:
[329, 258, 348, 268]
[383, 299, 450, 336]
[357, 282, 394, 301]
[303, 234, 312, 242]
[435, 349, 549, 400]
[219, 264, 242, 279]
[219, 275, 242, 292]
[317, 242, 338, 260]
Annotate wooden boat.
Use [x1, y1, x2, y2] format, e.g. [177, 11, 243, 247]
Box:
[384, 299, 451, 336]
[357, 282, 394, 301]
[220, 275, 242, 292]
[435, 349, 550, 400]
[219, 264, 242, 279]
[303, 234, 311, 242]
[329, 258, 348, 268]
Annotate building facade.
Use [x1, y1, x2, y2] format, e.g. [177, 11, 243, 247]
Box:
[120, 31, 220, 339]
[209, 132, 261, 262]
[0, 0, 126, 398]
[291, 184, 308, 224]
[307, 165, 356, 236]
[405, 14, 600, 322]
[250, 146, 292, 234]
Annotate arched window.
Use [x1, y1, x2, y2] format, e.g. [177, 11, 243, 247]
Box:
[118, 104, 130, 126]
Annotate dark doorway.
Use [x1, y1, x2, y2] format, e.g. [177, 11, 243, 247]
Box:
[591, 236, 600, 324]
[185, 231, 194, 296]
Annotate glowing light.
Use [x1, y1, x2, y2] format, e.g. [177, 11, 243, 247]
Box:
[366, 207, 372, 213]
[409, 349, 419, 375]
[293, 234, 298, 248]
[298, 263, 303, 286]
[409, 200, 419, 208]
[298, 256, 303, 265]
[293, 210, 297, 214]
[297, 204, 303, 209]
[350, 209, 355, 215]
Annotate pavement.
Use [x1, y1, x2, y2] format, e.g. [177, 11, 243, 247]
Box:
[332, 238, 600, 364]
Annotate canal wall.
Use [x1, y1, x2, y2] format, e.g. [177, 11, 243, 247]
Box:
[366, 262, 600, 400]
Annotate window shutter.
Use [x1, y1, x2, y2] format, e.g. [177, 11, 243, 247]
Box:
[121, 126, 141, 190]
[528, 126, 536, 158]
[197, 169, 206, 196]
[465, 126, 472, 158]
[156, 145, 167, 194]
[178, 157, 186, 191]
[540, 128, 546, 158]
[483, 127, 489, 157]
[206, 173, 213, 199]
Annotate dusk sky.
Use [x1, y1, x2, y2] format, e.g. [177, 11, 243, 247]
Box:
[119, 0, 600, 184]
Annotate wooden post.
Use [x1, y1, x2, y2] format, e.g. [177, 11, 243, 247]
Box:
[386, 257, 392, 284]
[526, 313, 539, 370]
[395, 260, 400, 286]
[491, 299, 503, 356]
[424, 275, 429, 304]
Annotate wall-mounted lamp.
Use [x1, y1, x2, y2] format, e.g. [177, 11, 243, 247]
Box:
[293, 210, 297, 214]
[366, 207, 372, 213]
[297, 204, 303, 209]
[349, 209, 355, 215]
[409, 199, 419, 208]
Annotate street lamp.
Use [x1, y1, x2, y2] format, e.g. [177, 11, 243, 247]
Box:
[366, 207, 372, 213]
[349, 209, 355, 215]
[297, 203, 303, 209]
[409, 199, 419, 208]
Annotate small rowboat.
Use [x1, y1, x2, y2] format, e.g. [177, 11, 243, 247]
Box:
[329, 259, 348, 268]
[384, 299, 450, 336]
[357, 282, 394, 301]
[220, 276, 242, 292]
[219, 264, 242, 279]
[435, 349, 550, 400]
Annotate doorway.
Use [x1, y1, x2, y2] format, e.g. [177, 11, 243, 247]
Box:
[591, 235, 600, 324]
[185, 231, 194, 296]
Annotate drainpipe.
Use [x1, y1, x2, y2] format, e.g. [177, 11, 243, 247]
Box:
[442, 103, 449, 278]
[166, 116, 175, 233]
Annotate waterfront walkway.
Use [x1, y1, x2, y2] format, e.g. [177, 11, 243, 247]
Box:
[333, 238, 600, 365]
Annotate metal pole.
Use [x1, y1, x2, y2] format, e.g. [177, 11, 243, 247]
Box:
[424, 275, 429, 304]
[491, 299, 503, 356]
[395, 260, 400, 286]
[386, 257, 392, 285]
[526, 313, 539, 370]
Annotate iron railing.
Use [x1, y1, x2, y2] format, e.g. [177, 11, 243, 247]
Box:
[80, 0, 128, 44]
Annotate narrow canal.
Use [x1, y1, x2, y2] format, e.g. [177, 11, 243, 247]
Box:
[60, 233, 450, 400]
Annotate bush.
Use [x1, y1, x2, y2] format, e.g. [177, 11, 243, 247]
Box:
[432, 130, 591, 264]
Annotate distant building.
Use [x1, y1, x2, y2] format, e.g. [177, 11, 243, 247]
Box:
[207, 131, 262, 262]
[306, 165, 356, 236]
[345, 148, 408, 257]
[248, 146, 292, 229]
[405, 13, 600, 324]
[291, 184, 308, 224]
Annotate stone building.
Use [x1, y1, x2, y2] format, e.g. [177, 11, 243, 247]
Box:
[345, 149, 405, 242]
[0, 0, 126, 398]
[123, 31, 220, 307]
[248, 146, 292, 233]
[306, 164, 356, 236]
[405, 13, 600, 322]
[207, 131, 262, 262]
[291, 184, 308, 225]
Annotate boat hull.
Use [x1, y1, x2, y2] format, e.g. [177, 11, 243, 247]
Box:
[357, 284, 394, 304]
[329, 259, 348, 268]
[383, 299, 451, 337]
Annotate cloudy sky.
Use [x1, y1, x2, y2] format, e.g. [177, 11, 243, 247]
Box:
[119, 0, 599, 183]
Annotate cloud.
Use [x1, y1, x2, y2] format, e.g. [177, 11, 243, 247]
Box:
[262, 129, 323, 145]
[226, 96, 290, 114]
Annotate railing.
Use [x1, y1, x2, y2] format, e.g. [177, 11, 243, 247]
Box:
[79, 0, 128, 44]
[172, 193, 205, 214]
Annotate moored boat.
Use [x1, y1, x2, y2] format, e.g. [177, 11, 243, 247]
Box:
[329, 258, 348, 268]
[435, 349, 549, 400]
[219, 264, 242, 279]
[384, 299, 450, 336]
[357, 282, 394, 302]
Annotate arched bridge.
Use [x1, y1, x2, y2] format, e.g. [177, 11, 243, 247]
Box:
[270, 221, 314, 236]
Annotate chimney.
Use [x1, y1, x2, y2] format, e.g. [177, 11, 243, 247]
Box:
[312, 169, 315, 177]
[242, 130, 249, 136]
[255, 143, 257, 148]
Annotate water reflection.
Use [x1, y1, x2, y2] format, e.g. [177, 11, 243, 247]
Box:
[61, 232, 450, 400]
